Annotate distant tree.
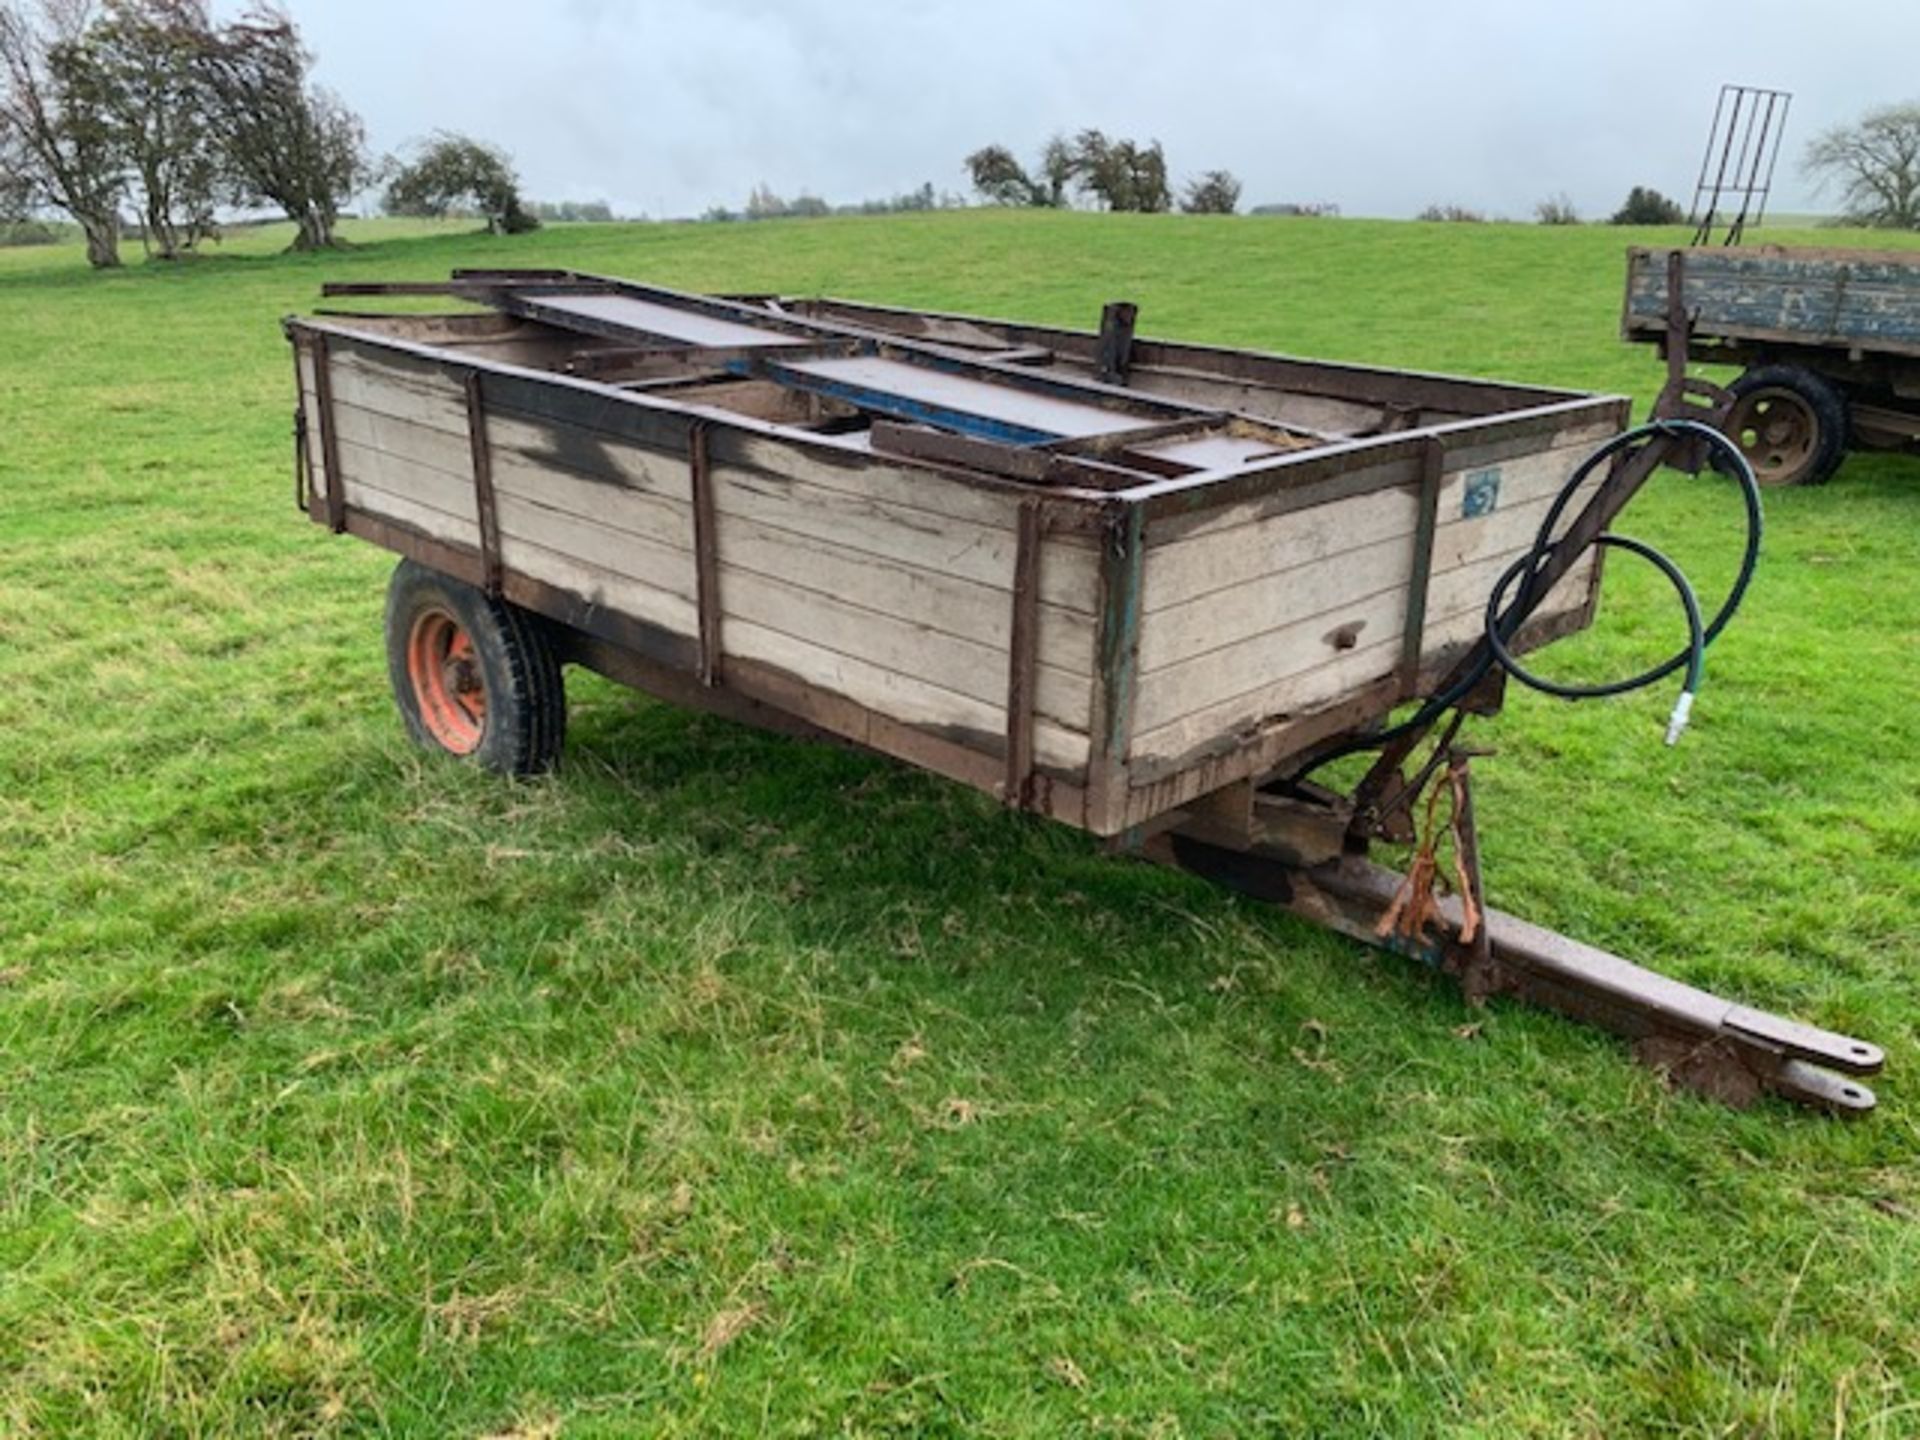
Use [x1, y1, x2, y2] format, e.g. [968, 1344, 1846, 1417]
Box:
[61, 0, 223, 259]
[966, 132, 1186, 212]
[1609, 185, 1685, 225]
[1534, 192, 1580, 225]
[531, 198, 613, 223]
[0, 214, 59, 242]
[1804, 102, 1920, 229]
[1249, 200, 1340, 217]
[385, 131, 537, 233]
[0, 1, 125, 267]
[1180, 168, 1241, 214]
[1417, 203, 1486, 222]
[1037, 135, 1072, 206]
[1067, 129, 1170, 212]
[965, 143, 1049, 206]
[195, 5, 369, 250]
[742, 181, 788, 219]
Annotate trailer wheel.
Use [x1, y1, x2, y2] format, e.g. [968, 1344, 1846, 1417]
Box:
[1722, 365, 1849, 487]
[384, 559, 565, 774]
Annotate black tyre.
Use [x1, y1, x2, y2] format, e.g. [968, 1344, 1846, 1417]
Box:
[383, 559, 566, 774]
[1721, 364, 1849, 487]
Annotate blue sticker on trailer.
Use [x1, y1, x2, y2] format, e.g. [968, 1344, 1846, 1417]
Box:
[1462, 467, 1501, 518]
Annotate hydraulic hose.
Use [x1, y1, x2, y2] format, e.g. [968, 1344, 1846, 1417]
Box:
[1304, 417, 1762, 772]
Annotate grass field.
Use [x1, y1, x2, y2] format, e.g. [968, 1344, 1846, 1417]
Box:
[2, 211, 1918, 1437]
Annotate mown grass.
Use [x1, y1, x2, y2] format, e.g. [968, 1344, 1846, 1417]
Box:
[1, 211, 1917, 1437]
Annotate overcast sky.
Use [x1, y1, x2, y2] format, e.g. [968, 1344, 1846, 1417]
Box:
[281, 0, 1918, 221]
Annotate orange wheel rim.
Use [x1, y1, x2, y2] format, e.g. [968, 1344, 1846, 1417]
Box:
[406, 609, 487, 754]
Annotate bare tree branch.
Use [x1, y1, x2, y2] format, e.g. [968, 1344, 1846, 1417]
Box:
[1804, 103, 1920, 229]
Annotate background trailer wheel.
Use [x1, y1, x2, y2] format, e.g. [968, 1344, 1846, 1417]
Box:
[1721, 365, 1849, 487]
[384, 559, 565, 774]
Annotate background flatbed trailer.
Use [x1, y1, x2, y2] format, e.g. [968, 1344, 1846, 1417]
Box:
[1625, 244, 1920, 486]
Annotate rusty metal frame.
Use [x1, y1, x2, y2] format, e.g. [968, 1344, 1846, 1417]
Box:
[688, 418, 723, 687]
[1397, 435, 1445, 690]
[463, 370, 504, 596]
[308, 332, 347, 535]
[1689, 83, 1792, 247]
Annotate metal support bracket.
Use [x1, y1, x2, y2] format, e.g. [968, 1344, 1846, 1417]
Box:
[463, 371, 504, 596]
[689, 419, 723, 686]
[309, 333, 347, 535]
[1652, 250, 1736, 468]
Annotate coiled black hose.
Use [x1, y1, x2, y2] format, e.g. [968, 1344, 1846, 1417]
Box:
[1306, 417, 1762, 771]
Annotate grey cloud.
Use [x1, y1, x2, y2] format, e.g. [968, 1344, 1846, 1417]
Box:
[277, 0, 1919, 219]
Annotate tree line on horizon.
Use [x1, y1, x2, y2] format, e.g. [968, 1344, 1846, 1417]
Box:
[7, 5, 1919, 261]
[0, 0, 546, 266]
[963, 131, 1241, 214]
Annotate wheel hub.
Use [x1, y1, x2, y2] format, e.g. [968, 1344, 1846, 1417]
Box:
[406, 609, 488, 754]
[1728, 386, 1816, 485]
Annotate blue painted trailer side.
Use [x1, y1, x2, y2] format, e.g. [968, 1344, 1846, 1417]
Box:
[1622, 246, 1920, 359]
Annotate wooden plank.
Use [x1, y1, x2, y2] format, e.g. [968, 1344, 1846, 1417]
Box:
[330, 390, 696, 520]
[1136, 486, 1589, 686]
[488, 447, 693, 549]
[1136, 435, 1606, 678]
[1127, 543, 1598, 763]
[337, 474, 477, 548]
[1134, 585, 1409, 738]
[714, 564, 1090, 735]
[322, 345, 471, 433]
[492, 492, 694, 604]
[722, 617, 1090, 773]
[1144, 478, 1420, 612]
[715, 506, 1094, 676]
[719, 653, 1090, 826]
[497, 529, 698, 638]
[710, 462, 1100, 619]
[719, 430, 1102, 534]
[332, 434, 480, 522]
[317, 396, 698, 556]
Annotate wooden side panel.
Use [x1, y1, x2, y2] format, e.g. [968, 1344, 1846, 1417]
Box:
[1127, 424, 1611, 775]
[1624, 245, 1920, 356]
[303, 337, 1100, 780]
[709, 460, 1096, 771]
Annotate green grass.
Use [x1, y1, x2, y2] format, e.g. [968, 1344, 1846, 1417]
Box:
[1, 211, 1918, 1437]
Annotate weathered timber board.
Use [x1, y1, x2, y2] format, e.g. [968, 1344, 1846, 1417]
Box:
[1624, 245, 1920, 357]
[299, 330, 1099, 774]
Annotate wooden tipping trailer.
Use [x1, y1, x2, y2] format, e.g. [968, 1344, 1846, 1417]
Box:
[286, 268, 1884, 1114]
